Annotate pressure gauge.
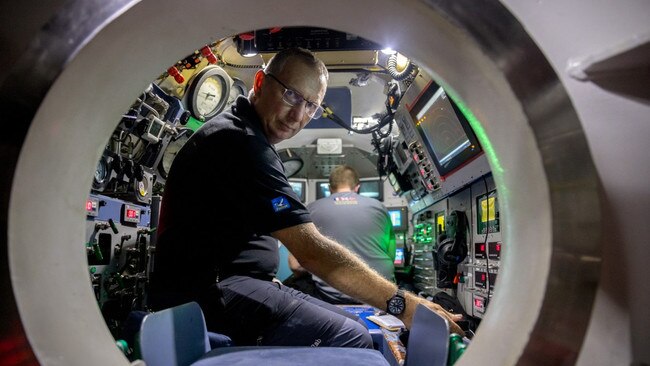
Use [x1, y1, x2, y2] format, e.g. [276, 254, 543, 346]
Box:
[187, 66, 231, 121]
[159, 128, 193, 180]
[227, 78, 247, 106]
[92, 156, 111, 191]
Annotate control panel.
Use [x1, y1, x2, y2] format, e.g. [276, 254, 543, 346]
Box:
[456, 177, 502, 319]
[391, 73, 491, 214]
[86, 193, 156, 337]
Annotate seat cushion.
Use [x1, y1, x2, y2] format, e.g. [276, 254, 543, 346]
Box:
[191, 347, 390, 366]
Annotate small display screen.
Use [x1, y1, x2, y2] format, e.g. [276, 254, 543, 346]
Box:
[488, 241, 502, 260]
[394, 247, 405, 267]
[475, 270, 497, 290]
[389, 210, 401, 227]
[475, 270, 487, 289]
[387, 206, 408, 231]
[410, 82, 482, 176]
[316, 179, 384, 201]
[473, 295, 486, 313]
[358, 180, 383, 201]
[316, 181, 331, 199]
[288, 180, 306, 202]
[477, 192, 500, 234]
[474, 242, 487, 259]
[148, 119, 163, 137]
[435, 212, 445, 238]
[126, 209, 138, 219]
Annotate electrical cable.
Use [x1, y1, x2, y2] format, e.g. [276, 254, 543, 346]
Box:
[386, 54, 417, 81]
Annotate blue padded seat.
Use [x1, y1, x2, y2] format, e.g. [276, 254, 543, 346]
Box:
[192, 347, 390, 366]
[138, 302, 389, 366]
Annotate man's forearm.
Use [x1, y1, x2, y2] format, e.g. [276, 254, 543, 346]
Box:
[307, 235, 396, 309]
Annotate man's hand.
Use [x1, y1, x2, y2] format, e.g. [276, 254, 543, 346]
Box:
[401, 292, 465, 336]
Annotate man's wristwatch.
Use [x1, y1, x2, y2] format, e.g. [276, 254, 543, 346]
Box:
[386, 289, 406, 316]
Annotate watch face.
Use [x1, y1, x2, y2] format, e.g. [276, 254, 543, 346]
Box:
[388, 296, 406, 315]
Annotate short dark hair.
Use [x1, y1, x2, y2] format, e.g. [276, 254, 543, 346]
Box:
[264, 47, 328, 82]
[329, 165, 360, 191]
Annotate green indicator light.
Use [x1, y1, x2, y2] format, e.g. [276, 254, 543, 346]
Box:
[90, 267, 96, 274]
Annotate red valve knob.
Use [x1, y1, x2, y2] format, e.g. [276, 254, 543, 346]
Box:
[200, 46, 218, 64]
[167, 66, 185, 84]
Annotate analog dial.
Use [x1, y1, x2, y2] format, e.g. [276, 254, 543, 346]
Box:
[160, 130, 192, 179]
[196, 77, 224, 117]
[188, 66, 231, 121]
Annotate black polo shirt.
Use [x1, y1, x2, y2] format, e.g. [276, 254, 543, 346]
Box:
[152, 96, 311, 296]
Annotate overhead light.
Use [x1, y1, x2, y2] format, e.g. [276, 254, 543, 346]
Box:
[278, 149, 304, 177]
[236, 33, 259, 58]
[381, 48, 397, 55]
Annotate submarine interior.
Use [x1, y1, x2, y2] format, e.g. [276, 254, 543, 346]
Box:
[1, 0, 649, 365]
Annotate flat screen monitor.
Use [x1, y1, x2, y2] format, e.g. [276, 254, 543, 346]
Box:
[387, 206, 408, 232]
[410, 81, 482, 177]
[315, 179, 384, 201]
[288, 179, 306, 203]
[358, 179, 383, 201]
[315, 181, 331, 200]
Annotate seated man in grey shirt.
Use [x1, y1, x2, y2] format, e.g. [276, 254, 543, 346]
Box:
[290, 165, 396, 304]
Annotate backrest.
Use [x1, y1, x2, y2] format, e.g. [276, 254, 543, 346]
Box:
[137, 302, 210, 366]
[405, 304, 449, 366]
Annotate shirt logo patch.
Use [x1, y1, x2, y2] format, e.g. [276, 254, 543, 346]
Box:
[334, 196, 358, 205]
[271, 196, 291, 212]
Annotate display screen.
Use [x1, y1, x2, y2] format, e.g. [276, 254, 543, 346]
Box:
[410, 82, 482, 176]
[475, 270, 497, 290]
[475, 270, 487, 289]
[358, 179, 383, 201]
[474, 242, 487, 259]
[148, 118, 164, 137]
[387, 206, 408, 231]
[288, 180, 306, 202]
[435, 212, 445, 238]
[477, 192, 500, 234]
[126, 209, 139, 219]
[488, 241, 502, 260]
[394, 247, 405, 267]
[315, 181, 331, 199]
[315, 179, 383, 201]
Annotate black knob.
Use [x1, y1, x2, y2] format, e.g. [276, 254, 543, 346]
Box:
[179, 111, 191, 126]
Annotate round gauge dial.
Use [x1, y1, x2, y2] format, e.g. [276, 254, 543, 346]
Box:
[159, 129, 193, 179]
[227, 78, 247, 106]
[94, 158, 108, 183]
[196, 77, 224, 117]
[92, 156, 111, 191]
[187, 66, 231, 121]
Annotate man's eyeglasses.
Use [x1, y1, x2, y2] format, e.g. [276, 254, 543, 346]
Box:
[266, 73, 324, 119]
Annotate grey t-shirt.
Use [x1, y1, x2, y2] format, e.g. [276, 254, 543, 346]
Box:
[307, 191, 395, 303]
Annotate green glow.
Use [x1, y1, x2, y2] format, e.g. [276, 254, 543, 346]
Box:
[451, 95, 504, 176]
[186, 116, 204, 132]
